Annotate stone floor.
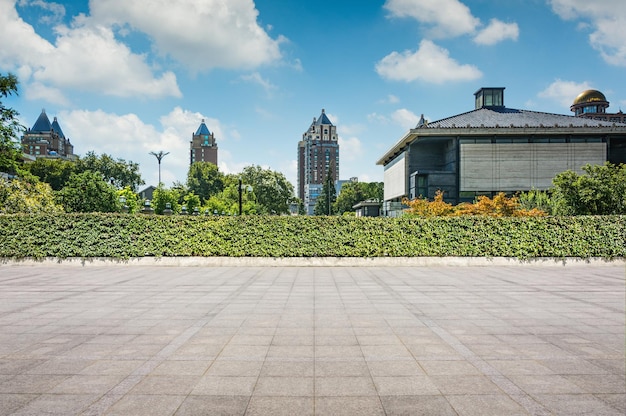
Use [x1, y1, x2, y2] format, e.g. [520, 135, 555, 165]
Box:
[0, 264, 623, 415]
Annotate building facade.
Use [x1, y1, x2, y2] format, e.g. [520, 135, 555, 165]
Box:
[190, 119, 218, 165]
[297, 109, 340, 214]
[377, 87, 626, 217]
[21, 109, 74, 160]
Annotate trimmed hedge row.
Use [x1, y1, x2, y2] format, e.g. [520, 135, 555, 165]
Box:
[0, 214, 624, 259]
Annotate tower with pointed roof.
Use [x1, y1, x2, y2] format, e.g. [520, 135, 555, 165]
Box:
[190, 119, 218, 165]
[21, 109, 74, 159]
[297, 109, 339, 214]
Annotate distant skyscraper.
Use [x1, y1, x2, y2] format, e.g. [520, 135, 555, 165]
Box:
[21, 109, 74, 159]
[190, 119, 218, 165]
[297, 109, 339, 214]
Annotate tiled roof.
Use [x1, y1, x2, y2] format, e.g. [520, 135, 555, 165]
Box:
[315, 110, 334, 126]
[195, 120, 211, 136]
[421, 107, 626, 129]
[51, 117, 65, 139]
[31, 109, 52, 132]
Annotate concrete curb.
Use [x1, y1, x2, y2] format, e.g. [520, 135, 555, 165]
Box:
[1, 256, 624, 267]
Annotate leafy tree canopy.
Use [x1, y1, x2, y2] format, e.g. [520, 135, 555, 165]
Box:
[0, 177, 63, 214]
[551, 162, 626, 215]
[334, 181, 383, 215]
[187, 162, 224, 202]
[77, 151, 144, 190]
[56, 171, 120, 213]
[240, 165, 294, 215]
[25, 158, 77, 190]
[0, 73, 24, 175]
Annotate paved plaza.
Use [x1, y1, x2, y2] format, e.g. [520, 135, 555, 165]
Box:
[0, 263, 624, 415]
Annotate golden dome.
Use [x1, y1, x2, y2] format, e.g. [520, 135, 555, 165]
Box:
[572, 89, 607, 106]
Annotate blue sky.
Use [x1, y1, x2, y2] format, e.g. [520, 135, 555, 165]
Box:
[2, 0, 625, 189]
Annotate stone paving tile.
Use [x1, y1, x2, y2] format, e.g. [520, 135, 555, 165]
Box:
[104, 393, 186, 416]
[380, 395, 457, 415]
[0, 264, 623, 415]
[314, 396, 384, 416]
[9, 393, 99, 416]
[533, 393, 625, 416]
[246, 396, 314, 416]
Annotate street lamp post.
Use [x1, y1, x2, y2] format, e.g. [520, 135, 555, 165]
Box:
[149, 151, 170, 185]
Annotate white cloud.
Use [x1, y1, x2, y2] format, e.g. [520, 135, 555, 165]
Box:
[473, 19, 519, 45]
[59, 107, 227, 187]
[538, 79, 593, 109]
[89, 0, 284, 71]
[38, 24, 181, 98]
[338, 136, 363, 162]
[0, 0, 181, 99]
[23, 81, 69, 106]
[391, 108, 422, 130]
[240, 72, 277, 96]
[375, 39, 482, 84]
[18, 0, 65, 24]
[367, 112, 390, 124]
[549, 0, 626, 66]
[379, 94, 400, 104]
[384, 0, 479, 38]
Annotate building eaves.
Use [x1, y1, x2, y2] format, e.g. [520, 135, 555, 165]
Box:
[377, 108, 626, 166]
[424, 107, 625, 129]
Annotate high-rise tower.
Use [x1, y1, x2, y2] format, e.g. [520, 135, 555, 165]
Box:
[190, 119, 218, 165]
[297, 109, 339, 214]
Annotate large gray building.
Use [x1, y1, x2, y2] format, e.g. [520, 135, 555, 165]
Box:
[377, 87, 626, 217]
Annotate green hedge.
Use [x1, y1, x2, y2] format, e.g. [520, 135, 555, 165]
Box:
[0, 214, 624, 259]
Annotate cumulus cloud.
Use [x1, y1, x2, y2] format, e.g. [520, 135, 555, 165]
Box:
[59, 107, 227, 186]
[384, 0, 519, 46]
[473, 19, 519, 45]
[338, 136, 363, 162]
[89, 0, 284, 71]
[240, 72, 277, 96]
[549, 0, 626, 66]
[383, 0, 479, 38]
[375, 39, 482, 84]
[379, 94, 400, 104]
[538, 79, 593, 109]
[17, 0, 65, 24]
[0, 0, 181, 99]
[391, 108, 422, 130]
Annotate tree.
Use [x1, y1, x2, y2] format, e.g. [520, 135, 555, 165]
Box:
[551, 162, 626, 215]
[187, 162, 224, 202]
[117, 186, 140, 214]
[0, 73, 24, 175]
[25, 158, 77, 190]
[77, 151, 144, 190]
[240, 165, 294, 215]
[56, 171, 120, 212]
[333, 181, 384, 215]
[0, 177, 63, 213]
[314, 166, 336, 215]
[151, 184, 182, 214]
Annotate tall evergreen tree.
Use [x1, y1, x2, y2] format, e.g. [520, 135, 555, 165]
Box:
[314, 166, 336, 215]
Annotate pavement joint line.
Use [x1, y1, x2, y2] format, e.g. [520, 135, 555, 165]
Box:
[2, 256, 625, 267]
[366, 269, 554, 416]
[81, 269, 260, 416]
